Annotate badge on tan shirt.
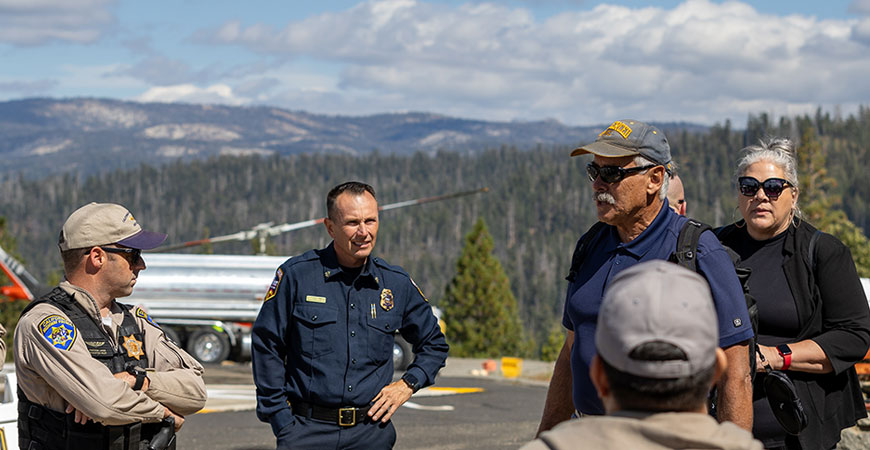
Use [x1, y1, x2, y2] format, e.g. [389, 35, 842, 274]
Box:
[122, 334, 145, 360]
[39, 315, 77, 351]
[380, 289, 394, 311]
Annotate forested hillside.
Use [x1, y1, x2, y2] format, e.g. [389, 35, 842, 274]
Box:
[2, 107, 869, 352]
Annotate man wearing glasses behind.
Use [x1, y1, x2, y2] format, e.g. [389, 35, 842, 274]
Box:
[14, 203, 206, 450]
[536, 120, 755, 435]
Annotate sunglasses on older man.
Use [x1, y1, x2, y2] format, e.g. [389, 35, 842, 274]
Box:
[586, 162, 657, 184]
[738, 176, 792, 200]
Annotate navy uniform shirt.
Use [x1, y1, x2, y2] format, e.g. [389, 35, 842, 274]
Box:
[562, 201, 754, 415]
[252, 243, 448, 434]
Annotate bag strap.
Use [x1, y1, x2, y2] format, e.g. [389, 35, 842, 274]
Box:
[566, 221, 607, 282]
[672, 219, 712, 273]
[808, 229, 822, 273]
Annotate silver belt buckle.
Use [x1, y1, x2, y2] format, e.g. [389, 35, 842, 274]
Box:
[338, 407, 356, 427]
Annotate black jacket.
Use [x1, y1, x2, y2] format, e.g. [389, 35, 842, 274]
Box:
[719, 220, 870, 449]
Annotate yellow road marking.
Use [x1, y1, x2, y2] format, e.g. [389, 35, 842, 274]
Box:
[426, 387, 484, 394]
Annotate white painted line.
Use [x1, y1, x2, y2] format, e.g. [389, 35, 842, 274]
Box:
[403, 401, 455, 411]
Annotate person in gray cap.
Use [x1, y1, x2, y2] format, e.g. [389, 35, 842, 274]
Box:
[537, 120, 754, 434]
[524, 261, 762, 450]
[14, 202, 207, 450]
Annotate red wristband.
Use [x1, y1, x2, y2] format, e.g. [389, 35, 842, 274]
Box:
[777, 344, 792, 371]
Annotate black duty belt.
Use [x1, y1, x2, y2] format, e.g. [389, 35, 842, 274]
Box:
[292, 401, 371, 427]
[18, 396, 168, 450]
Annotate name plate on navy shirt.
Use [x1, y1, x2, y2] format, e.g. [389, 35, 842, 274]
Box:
[305, 295, 326, 303]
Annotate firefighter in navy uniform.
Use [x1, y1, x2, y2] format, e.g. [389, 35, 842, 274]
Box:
[13, 203, 207, 450]
[252, 182, 448, 449]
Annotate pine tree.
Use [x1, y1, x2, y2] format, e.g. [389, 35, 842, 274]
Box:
[441, 218, 528, 357]
[797, 126, 870, 276]
[540, 323, 565, 362]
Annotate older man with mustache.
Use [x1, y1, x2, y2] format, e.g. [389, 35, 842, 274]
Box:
[536, 120, 755, 435]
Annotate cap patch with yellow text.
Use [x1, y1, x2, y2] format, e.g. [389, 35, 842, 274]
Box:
[599, 120, 633, 139]
[39, 315, 77, 351]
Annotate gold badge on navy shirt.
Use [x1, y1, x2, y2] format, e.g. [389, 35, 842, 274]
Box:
[380, 288, 394, 311]
[122, 334, 145, 360]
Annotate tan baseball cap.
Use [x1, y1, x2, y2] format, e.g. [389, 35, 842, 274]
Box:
[595, 260, 718, 379]
[58, 203, 167, 251]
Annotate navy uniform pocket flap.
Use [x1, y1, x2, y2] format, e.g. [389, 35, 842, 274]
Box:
[293, 304, 338, 326]
[366, 314, 399, 335]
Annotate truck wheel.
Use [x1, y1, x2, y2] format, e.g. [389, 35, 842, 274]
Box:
[393, 337, 413, 371]
[187, 329, 231, 364]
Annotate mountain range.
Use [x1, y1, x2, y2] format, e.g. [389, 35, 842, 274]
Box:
[0, 98, 707, 177]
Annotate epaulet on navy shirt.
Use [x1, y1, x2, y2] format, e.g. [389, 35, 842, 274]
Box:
[282, 249, 319, 269]
[371, 257, 410, 277]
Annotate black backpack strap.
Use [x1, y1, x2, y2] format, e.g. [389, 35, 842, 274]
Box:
[808, 229, 822, 273]
[671, 219, 712, 273]
[566, 221, 607, 282]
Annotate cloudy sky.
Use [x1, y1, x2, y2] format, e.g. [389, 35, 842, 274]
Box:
[2, 0, 869, 126]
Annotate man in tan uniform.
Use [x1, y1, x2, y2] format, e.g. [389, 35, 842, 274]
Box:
[14, 203, 207, 450]
[524, 261, 762, 450]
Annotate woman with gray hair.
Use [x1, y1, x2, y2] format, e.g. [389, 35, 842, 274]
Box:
[717, 137, 870, 449]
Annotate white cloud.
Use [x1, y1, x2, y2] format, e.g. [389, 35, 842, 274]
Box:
[190, 0, 870, 125]
[136, 84, 248, 105]
[850, 0, 870, 15]
[0, 0, 116, 46]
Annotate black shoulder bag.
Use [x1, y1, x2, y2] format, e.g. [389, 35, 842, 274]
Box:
[758, 349, 809, 435]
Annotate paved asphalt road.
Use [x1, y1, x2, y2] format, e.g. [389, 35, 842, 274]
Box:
[177, 362, 549, 449]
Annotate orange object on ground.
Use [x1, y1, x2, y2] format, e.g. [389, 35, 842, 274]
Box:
[482, 359, 497, 373]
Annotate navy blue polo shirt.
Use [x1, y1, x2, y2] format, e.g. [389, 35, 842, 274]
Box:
[562, 202, 754, 415]
[252, 243, 448, 435]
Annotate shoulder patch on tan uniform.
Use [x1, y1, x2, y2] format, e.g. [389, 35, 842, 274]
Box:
[134, 306, 161, 329]
[38, 314, 77, 351]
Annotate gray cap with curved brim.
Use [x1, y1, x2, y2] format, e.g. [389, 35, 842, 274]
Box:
[58, 202, 167, 251]
[595, 260, 718, 379]
[571, 119, 673, 174]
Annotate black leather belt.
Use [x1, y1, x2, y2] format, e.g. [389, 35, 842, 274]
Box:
[292, 401, 371, 427]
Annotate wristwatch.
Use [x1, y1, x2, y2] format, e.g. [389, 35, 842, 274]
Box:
[776, 344, 792, 371]
[127, 366, 148, 390]
[401, 373, 421, 393]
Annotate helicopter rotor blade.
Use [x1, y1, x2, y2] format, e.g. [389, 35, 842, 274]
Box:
[151, 187, 488, 253]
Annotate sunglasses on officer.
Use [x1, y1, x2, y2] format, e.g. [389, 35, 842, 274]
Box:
[586, 162, 658, 184]
[738, 176, 792, 200]
[97, 246, 142, 265]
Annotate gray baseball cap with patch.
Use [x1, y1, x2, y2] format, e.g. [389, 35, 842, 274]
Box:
[571, 119, 673, 174]
[595, 260, 718, 379]
[58, 202, 167, 251]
